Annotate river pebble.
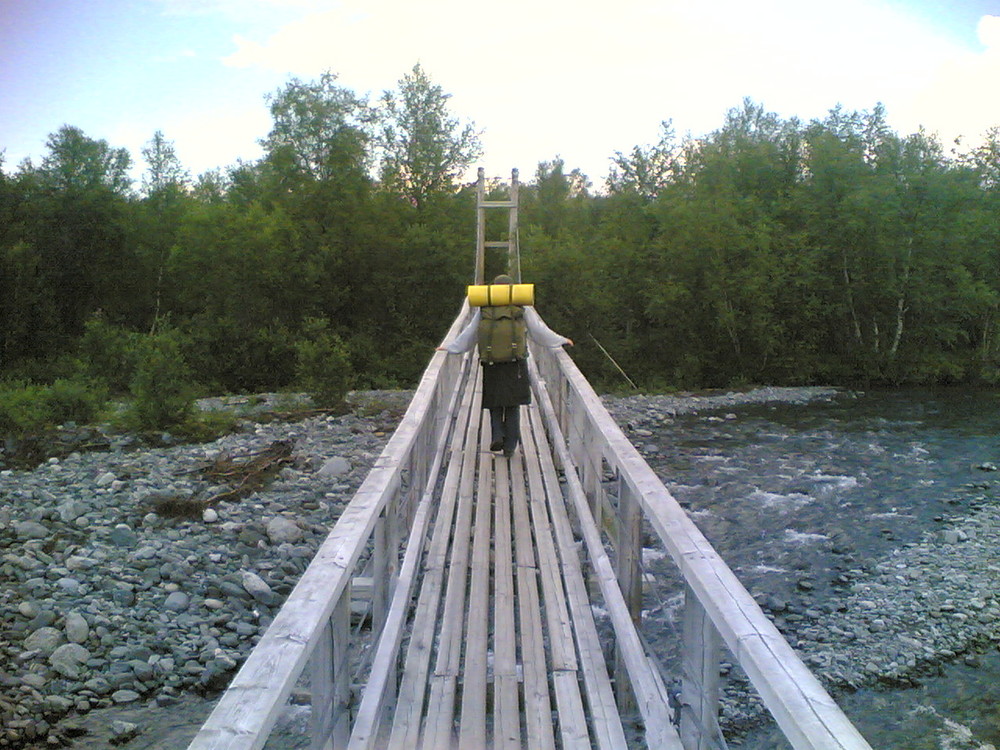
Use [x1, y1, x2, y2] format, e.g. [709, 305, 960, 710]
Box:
[0, 390, 408, 747]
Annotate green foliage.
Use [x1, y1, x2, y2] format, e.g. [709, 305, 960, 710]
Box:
[79, 314, 142, 393]
[3, 77, 1000, 395]
[174, 410, 241, 444]
[0, 377, 107, 437]
[378, 63, 482, 207]
[39, 125, 132, 194]
[0, 382, 54, 435]
[294, 317, 352, 408]
[182, 316, 298, 394]
[262, 71, 371, 183]
[128, 328, 196, 431]
[46, 377, 108, 424]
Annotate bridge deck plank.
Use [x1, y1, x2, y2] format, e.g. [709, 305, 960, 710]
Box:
[528, 406, 631, 750]
[382, 371, 482, 750]
[376, 390, 646, 749]
[456, 423, 493, 748]
[521, 422, 592, 750]
[511, 449, 557, 750]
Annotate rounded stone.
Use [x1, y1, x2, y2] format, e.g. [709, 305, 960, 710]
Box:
[95, 471, 116, 487]
[44, 695, 75, 715]
[49, 643, 91, 678]
[84, 676, 113, 695]
[111, 689, 141, 704]
[265, 517, 302, 544]
[240, 571, 275, 605]
[24, 627, 65, 656]
[14, 521, 49, 540]
[65, 555, 98, 571]
[56, 577, 82, 594]
[57, 501, 87, 522]
[164, 591, 190, 613]
[21, 672, 47, 690]
[317, 456, 351, 479]
[110, 524, 138, 548]
[64, 612, 90, 644]
[111, 721, 140, 740]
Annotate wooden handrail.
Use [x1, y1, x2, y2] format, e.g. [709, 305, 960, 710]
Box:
[187, 304, 473, 750]
[530, 335, 872, 750]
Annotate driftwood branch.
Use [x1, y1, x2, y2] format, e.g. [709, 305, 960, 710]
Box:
[198, 440, 295, 506]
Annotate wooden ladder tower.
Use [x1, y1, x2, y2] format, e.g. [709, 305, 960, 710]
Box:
[475, 167, 520, 284]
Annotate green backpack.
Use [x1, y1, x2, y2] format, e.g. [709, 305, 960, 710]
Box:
[478, 305, 527, 363]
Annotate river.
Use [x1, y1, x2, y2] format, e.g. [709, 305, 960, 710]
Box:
[54, 388, 1000, 749]
[637, 388, 1000, 749]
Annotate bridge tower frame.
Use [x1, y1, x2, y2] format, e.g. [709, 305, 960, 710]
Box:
[474, 167, 520, 284]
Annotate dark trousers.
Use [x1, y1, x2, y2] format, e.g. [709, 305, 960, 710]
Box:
[489, 406, 521, 453]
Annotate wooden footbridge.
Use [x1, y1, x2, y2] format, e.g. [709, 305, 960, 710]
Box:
[188, 172, 872, 750]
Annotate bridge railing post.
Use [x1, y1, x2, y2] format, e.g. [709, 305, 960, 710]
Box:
[309, 581, 352, 750]
[680, 584, 724, 750]
[613, 475, 643, 713]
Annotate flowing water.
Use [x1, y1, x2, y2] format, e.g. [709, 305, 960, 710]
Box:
[640, 389, 1000, 749]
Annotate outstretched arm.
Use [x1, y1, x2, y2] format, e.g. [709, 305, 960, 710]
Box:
[524, 306, 573, 347]
[436, 309, 481, 353]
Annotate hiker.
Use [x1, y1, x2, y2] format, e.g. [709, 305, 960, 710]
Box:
[437, 274, 572, 457]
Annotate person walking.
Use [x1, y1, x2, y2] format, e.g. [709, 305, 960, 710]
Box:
[438, 275, 572, 457]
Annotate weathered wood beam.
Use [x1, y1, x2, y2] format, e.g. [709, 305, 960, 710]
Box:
[531, 327, 873, 750]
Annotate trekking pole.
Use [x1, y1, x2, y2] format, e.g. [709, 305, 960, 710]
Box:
[588, 333, 639, 390]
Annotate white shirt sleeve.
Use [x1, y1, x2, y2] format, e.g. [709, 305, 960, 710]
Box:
[524, 306, 570, 348]
[442, 309, 481, 353]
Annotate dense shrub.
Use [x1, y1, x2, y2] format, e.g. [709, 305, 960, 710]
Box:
[78, 314, 142, 393]
[45, 378, 108, 424]
[128, 328, 196, 430]
[0, 377, 107, 437]
[0, 382, 53, 436]
[294, 317, 352, 408]
[182, 316, 298, 394]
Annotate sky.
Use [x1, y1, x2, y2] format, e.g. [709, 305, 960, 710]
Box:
[2, 0, 999, 190]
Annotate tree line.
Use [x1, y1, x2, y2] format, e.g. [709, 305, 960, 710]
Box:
[3, 66, 1000, 423]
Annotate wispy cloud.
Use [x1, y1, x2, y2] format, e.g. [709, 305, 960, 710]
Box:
[151, 49, 198, 64]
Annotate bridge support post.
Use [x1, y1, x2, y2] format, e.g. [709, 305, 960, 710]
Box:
[616, 478, 643, 624]
[680, 585, 724, 750]
[372, 506, 398, 636]
[310, 583, 352, 750]
[370, 508, 397, 721]
[614, 477, 643, 713]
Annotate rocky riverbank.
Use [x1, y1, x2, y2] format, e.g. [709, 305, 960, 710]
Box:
[2, 386, 998, 748]
[0, 391, 409, 748]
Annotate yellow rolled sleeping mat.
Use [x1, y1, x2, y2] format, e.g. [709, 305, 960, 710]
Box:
[467, 283, 534, 307]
